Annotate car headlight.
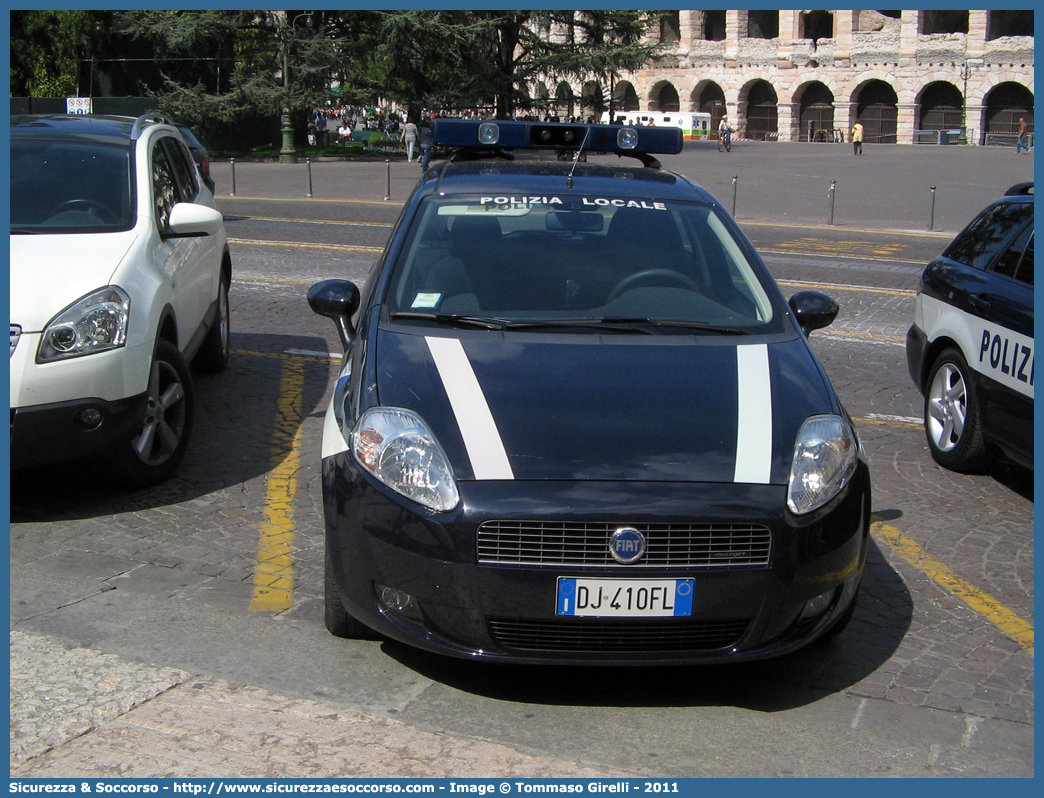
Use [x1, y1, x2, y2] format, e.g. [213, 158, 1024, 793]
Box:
[352, 406, 459, 512]
[37, 286, 130, 363]
[787, 415, 858, 515]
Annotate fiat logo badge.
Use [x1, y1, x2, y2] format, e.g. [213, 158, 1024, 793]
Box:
[609, 527, 646, 564]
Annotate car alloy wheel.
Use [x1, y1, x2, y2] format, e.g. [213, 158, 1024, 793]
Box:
[194, 275, 231, 373]
[924, 347, 993, 472]
[112, 339, 195, 487]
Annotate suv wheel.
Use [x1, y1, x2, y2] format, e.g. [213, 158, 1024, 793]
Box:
[193, 275, 230, 373]
[924, 347, 994, 472]
[112, 339, 195, 488]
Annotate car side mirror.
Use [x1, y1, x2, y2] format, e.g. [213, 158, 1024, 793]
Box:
[788, 290, 839, 336]
[308, 279, 361, 349]
[162, 203, 224, 239]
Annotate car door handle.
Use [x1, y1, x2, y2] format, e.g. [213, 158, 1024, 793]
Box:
[968, 294, 989, 310]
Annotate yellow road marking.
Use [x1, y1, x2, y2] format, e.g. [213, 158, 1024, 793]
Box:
[872, 519, 1034, 655]
[220, 195, 402, 207]
[229, 237, 382, 253]
[742, 220, 952, 240]
[771, 238, 908, 258]
[250, 357, 305, 612]
[777, 279, 916, 297]
[230, 215, 393, 228]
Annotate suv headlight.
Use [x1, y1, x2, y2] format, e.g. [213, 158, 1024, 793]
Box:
[37, 286, 130, 363]
[352, 406, 459, 512]
[787, 415, 858, 515]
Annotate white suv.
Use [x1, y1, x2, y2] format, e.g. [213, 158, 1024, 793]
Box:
[10, 113, 232, 487]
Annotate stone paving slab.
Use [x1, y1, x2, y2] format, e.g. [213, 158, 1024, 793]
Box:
[10, 631, 623, 779]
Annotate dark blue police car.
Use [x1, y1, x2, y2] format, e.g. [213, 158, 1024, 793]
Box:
[907, 183, 1034, 473]
[308, 120, 871, 664]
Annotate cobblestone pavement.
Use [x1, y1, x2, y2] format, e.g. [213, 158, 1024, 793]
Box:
[9, 144, 1033, 778]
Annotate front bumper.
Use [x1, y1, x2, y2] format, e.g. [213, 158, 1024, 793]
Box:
[322, 453, 871, 665]
[11, 393, 147, 469]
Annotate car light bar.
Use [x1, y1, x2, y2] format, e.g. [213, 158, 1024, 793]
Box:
[432, 119, 684, 155]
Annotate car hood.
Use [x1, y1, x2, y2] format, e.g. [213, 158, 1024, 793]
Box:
[374, 328, 838, 484]
[10, 232, 136, 331]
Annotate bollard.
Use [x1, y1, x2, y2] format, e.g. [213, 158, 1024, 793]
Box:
[385, 160, 391, 201]
[731, 175, 738, 217]
[827, 179, 836, 225]
[927, 185, 936, 231]
[306, 157, 313, 198]
[229, 158, 236, 197]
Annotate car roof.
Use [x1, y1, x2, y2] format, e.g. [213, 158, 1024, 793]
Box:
[9, 114, 175, 147]
[426, 158, 715, 204]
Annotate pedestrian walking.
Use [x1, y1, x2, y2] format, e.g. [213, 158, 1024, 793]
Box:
[400, 118, 420, 162]
[851, 121, 864, 155]
[1016, 118, 1030, 153]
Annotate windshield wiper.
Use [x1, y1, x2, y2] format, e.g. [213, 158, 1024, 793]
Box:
[504, 317, 752, 335]
[389, 310, 511, 330]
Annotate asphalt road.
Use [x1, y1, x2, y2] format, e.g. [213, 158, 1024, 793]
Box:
[9, 142, 1034, 778]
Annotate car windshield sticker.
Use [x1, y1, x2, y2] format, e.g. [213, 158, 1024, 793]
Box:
[411, 292, 442, 309]
[477, 197, 669, 211]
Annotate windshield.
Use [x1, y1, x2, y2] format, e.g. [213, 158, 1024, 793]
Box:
[10, 139, 134, 233]
[386, 195, 782, 333]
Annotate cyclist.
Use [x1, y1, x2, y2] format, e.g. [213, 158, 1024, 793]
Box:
[718, 114, 732, 152]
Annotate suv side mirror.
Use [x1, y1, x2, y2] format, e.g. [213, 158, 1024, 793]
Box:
[308, 280, 361, 349]
[162, 203, 224, 239]
[788, 290, 839, 336]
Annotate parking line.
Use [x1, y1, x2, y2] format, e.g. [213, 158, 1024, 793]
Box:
[872, 518, 1034, 655]
[229, 237, 382, 253]
[249, 356, 305, 612]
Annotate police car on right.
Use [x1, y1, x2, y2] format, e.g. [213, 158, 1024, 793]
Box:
[907, 183, 1033, 473]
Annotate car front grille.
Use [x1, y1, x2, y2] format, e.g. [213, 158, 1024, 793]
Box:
[489, 618, 750, 653]
[11, 325, 21, 357]
[477, 521, 772, 567]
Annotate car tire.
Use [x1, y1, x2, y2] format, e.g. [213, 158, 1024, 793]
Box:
[111, 339, 194, 488]
[193, 275, 231, 373]
[924, 347, 994, 472]
[325, 547, 380, 639]
[820, 591, 858, 640]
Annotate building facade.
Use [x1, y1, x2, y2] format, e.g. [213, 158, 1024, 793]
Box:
[535, 10, 1034, 144]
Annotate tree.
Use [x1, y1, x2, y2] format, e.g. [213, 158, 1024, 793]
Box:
[10, 10, 96, 97]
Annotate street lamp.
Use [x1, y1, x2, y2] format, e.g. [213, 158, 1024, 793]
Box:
[276, 12, 312, 165]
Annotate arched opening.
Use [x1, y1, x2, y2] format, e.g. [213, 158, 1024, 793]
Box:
[983, 83, 1034, 139]
[613, 81, 640, 113]
[745, 81, 778, 140]
[798, 83, 835, 141]
[581, 81, 603, 122]
[856, 80, 898, 143]
[652, 82, 680, 113]
[553, 82, 575, 121]
[696, 83, 727, 132]
[919, 82, 963, 130]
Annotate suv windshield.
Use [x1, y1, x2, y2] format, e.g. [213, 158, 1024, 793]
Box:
[10, 139, 134, 233]
[387, 195, 781, 333]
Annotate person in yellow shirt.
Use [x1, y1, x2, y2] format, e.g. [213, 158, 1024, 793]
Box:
[851, 121, 864, 155]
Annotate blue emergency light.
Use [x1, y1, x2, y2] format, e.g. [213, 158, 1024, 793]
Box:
[432, 119, 684, 156]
